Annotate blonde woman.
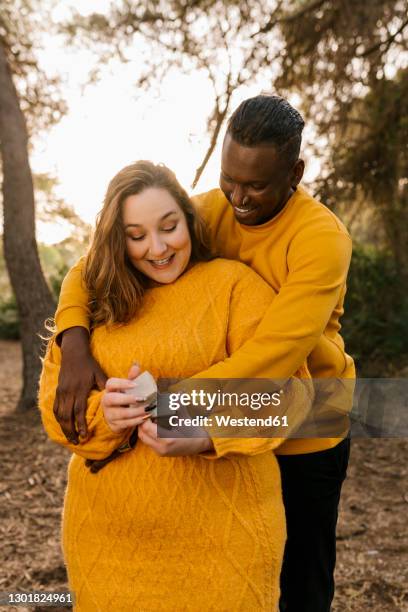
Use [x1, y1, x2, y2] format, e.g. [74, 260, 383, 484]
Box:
[39, 161, 311, 611]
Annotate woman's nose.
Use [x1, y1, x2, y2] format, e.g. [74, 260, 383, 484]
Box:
[148, 233, 168, 257]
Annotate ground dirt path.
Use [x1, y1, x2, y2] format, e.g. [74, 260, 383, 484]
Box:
[0, 340, 407, 611]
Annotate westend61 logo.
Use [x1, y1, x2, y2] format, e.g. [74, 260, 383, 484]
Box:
[168, 389, 282, 411]
[158, 386, 291, 436]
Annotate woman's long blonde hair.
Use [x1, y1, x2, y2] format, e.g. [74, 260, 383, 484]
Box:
[83, 161, 213, 327]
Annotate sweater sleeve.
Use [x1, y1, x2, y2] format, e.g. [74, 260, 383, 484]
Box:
[54, 257, 90, 338]
[189, 227, 352, 380]
[38, 338, 132, 460]
[195, 266, 314, 459]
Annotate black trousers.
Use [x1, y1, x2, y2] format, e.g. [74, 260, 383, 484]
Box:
[277, 438, 350, 612]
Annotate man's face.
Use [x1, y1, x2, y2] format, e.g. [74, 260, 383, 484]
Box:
[219, 134, 304, 226]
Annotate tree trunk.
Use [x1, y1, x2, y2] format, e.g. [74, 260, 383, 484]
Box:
[0, 41, 55, 411]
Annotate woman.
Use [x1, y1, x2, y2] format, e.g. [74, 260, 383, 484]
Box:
[39, 161, 311, 611]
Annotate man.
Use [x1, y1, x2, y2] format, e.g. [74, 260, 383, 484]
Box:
[53, 94, 354, 611]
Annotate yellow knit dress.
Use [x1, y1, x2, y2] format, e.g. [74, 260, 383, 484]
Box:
[39, 259, 288, 612]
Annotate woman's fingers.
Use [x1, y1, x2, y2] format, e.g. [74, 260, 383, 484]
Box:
[138, 420, 162, 451]
[139, 418, 158, 439]
[127, 363, 141, 380]
[109, 416, 148, 429]
[103, 391, 148, 408]
[105, 377, 139, 393]
[102, 375, 156, 434]
[103, 407, 150, 433]
[105, 405, 150, 421]
[102, 394, 153, 433]
[138, 419, 212, 456]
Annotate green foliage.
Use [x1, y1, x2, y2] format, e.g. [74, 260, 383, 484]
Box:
[0, 239, 85, 340]
[0, 295, 19, 340]
[317, 70, 408, 278]
[342, 244, 408, 376]
[0, 260, 69, 340]
[48, 263, 70, 299]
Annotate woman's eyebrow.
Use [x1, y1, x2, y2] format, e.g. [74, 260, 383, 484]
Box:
[125, 211, 178, 228]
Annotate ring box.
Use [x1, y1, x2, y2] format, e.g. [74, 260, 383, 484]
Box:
[124, 371, 158, 416]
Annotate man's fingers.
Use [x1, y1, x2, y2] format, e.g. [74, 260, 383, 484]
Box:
[89, 457, 114, 473]
[74, 395, 89, 438]
[86, 454, 119, 473]
[94, 366, 108, 391]
[56, 394, 78, 444]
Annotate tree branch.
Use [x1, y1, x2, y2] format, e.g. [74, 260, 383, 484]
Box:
[191, 69, 233, 190]
[252, 0, 329, 38]
[357, 17, 408, 58]
[281, 0, 329, 23]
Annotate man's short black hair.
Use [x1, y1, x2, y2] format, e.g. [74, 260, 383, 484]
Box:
[227, 94, 305, 166]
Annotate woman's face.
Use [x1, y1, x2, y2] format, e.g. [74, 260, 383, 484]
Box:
[122, 187, 192, 284]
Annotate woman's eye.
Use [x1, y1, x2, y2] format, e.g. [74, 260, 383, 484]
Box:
[162, 225, 177, 233]
[129, 235, 145, 241]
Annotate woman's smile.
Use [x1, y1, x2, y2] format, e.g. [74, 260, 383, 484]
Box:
[147, 253, 176, 269]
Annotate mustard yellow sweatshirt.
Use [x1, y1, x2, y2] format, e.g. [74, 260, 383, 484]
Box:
[55, 186, 354, 455]
[41, 260, 292, 611]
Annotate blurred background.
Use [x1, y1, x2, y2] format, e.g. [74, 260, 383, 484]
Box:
[0, 1, 407, 610]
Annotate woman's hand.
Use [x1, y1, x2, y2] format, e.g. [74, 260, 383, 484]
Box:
[138, 419, 214, 457]
[102, 365, 153, 434]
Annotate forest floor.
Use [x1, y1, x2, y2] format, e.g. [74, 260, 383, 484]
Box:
[0, 340, 407, 612]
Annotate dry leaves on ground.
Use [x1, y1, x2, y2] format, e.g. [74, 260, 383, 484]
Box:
[0, 341, 407, 611]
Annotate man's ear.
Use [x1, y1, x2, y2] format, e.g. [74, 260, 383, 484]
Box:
[292, 159, 305, 187]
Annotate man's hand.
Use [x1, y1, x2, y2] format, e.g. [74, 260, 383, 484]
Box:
[54, 327, 107, 444]
[138, 419, 214, 457]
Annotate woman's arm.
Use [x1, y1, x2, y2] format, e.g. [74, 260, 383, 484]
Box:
[38, 339, 145, 460]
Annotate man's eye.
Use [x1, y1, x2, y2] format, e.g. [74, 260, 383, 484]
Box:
[221, 174, 232, 183]
[162, 225, 177, 233]
[250, 184, 266, 190]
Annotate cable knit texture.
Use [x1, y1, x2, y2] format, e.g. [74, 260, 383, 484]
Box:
[39, 259, 288, 611]
[55, 185, 354, 456]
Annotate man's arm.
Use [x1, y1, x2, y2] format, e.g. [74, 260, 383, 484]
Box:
[56, 327, 107, 441]
[188, 228, 352, 380]
[54, 217, 351, 440]
[53, 259, 107, 443]
[170, 265, 314, 458]
[55, 257, 90, 341]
